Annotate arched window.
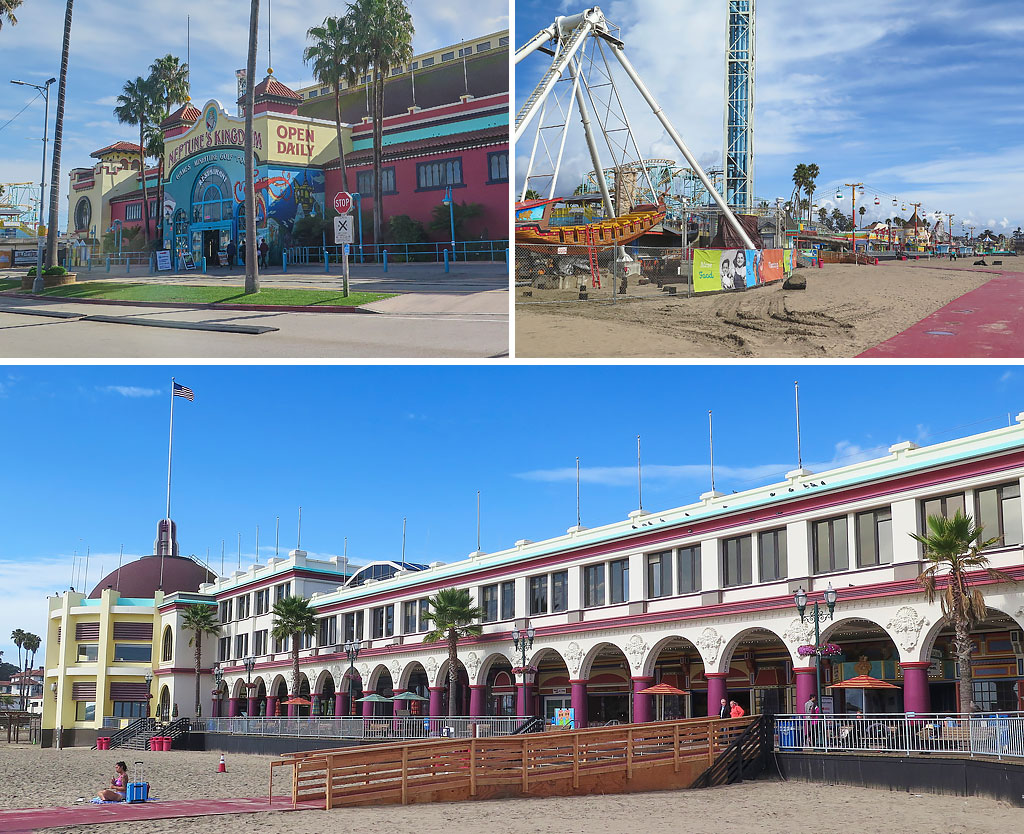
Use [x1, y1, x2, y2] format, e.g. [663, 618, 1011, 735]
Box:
[162, 626, 173, 662]
[191, 167, 234, 225]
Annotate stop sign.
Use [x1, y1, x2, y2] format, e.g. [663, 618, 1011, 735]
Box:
[334, 191, 353, 214]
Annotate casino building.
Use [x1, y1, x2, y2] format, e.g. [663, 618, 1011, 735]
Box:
[41, 414, 1024, 745]
[66, 30, 509, 263]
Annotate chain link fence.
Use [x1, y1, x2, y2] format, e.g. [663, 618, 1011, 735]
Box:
[516, 243, 693, 304]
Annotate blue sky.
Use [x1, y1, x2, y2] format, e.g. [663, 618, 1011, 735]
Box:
[0, 0, 508, 230]
[2, 364, 1024, 661]
[515, 0, 1024, 233]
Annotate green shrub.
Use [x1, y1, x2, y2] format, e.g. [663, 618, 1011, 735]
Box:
[44, 266, 68, 277]
[26, 266, 36, 277]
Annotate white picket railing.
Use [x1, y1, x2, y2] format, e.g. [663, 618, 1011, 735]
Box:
[775, 711, 1024, 760]
[196, 715, 537, 740]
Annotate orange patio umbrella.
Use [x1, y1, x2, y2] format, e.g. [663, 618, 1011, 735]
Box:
[282, 696, 313, 705]
[828, 675, 901, 690]
[637, 682, 688, 721]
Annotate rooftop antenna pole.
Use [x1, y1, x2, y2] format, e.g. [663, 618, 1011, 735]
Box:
[84, 546, 90, 595]
[205, 546, 210, 576]
[187, 16, 190, 84]
[401, 517, 407, 569]
[795, 380, 803, 470]
[71, 550, 77, 590]
[116, 544, 124, 592]
[476, 490, 481, 552]
[268, 0, 272, 71]
[576, 456, 581, 528]
[636, 435, 643, 511]
[275, 516, 279, 557]
[709, 410, 716, 494]
[462, 39, 469, 95]
[220, 539, 225, 576]
[297, 506, 302, 550]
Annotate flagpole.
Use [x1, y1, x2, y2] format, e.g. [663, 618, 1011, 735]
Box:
[709, 410, 716, 494]
[167, 377, 175, 520]
[576, 456, 581, 528]
[637, 435, 643, 511]
[795, 380, 803, 470]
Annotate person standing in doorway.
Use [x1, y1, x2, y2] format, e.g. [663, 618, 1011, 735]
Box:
[718, 697, 730, 719]
[259, 237, 269, 268]
[225, 239, 236, 270]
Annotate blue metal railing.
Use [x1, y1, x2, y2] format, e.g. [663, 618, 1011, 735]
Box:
[285, 239, 509, 266]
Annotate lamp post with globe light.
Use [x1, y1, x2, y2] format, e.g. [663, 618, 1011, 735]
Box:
[794, 583, 838, 708]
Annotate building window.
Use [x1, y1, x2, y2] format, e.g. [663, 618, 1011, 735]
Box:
[499, 36, 509, 46]
[418, 598, 430, 631]
[357, 166, 396, 197]
[722, 535, 753, 587]
[477, 42, 492, 52]
[218, 637, 231, 662]
[856, 508, 893, 567]
[403, 601, 419, 633]
[677, 546, 701, 594]
[417, 157, 463, 190]
[343, 611, 364, 642]
[112, 701, 147, 718]
[125, 203, 142, 221]
[254, 630, 268, 656]
[487, 151, 508, 183]
[609, 558, 629, 604]
[647, 551, 672, 599]
[371, 605, 395, 639]
[161, 627, 173, 662]
[758, 529, 788, 582]
[551, 570, 568, 613]
[113, 644, 152, 663]
[972, 679, 1018, 712]
[219, 600, 233, 622]
[273, 634, 289, 653]
[75, 701, 96, 721]
[391, 65, 403, 75]
[275, 582, 290, 602]
[975, 482, 1023, 547]
[529, 575, 548, 615]
[459, 46, 472, 57]
[149, 199, 159, 218]
[255, 588, 269, 616]
[236, 594, 250, 619]
[481, 584, 499, 622]
[500, 581, 514, 620]
[410, 61, 419, 70]
[920, 492, 966, 533]
[319, 616, 337, 646]
[813, 516, 849, 574]
[421, 56, 434, 67]
[584, 563, 605, 608]
[442, 51, 455, 61]
[234, 633, 249, 658]
[77, 644, 99, 663]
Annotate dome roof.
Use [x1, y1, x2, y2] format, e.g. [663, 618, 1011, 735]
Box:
[89, 554, 215, 599]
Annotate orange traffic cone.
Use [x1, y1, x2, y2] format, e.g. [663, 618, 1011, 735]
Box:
[218, 754, 226, 773]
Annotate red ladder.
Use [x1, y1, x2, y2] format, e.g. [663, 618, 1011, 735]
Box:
[586, 225, 601, 288]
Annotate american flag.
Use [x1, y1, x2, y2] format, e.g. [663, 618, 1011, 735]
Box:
[172, 381, 194, 402]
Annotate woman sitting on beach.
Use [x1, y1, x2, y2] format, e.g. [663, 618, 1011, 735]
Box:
[96, 761, 128, 802]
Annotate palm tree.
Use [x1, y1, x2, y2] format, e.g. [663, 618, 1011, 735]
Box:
[21, 633, 40, 711]
[422, 587, 483, 716]
[9, 630, 24, 709]
[114, 76, 155, 243]
[910, 511, 1012, 712]
[858, 205, 866, 226]
[0, 0, 23, 29]
[182, 604, 220, 717]
[270, 596, 317, 708]
[790, 163, 808, 218]
[343, 0, 414, 246]
[243, 0, 260, 293]
[148, 54, 190, 242]
[143, 120, 166, 241]
[43, 1, 74, 268]
[804, 164, 819, 223]
[304, 16, 352, 193]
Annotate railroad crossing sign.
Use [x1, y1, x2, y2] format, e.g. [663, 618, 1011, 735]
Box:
[333, 191, 353, 214]
[333, 214, 354, 245]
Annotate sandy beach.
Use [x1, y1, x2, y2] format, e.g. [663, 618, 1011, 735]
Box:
[2, 744, 1021, 833]
[515, 261, 1003, 358]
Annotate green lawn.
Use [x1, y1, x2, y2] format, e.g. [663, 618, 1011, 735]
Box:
[0, 279, 20, 292]
[6, 282, 393, 307]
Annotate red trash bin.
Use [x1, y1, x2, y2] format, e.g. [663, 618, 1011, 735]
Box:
[161, 736, 171, 751]
[97, 737, 109, 750]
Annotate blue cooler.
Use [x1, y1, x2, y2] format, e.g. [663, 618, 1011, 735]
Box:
[126, 761, 149, 803]
[777, 719, 798, 750]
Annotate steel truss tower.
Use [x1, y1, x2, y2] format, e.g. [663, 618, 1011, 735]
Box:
[723, 1, 755, 210]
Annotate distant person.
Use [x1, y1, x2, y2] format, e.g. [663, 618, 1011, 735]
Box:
[259, 238, 269, 268]
[225, 240, 236, 269]
[96, 761, 128, 802]
[718, 698, 730, 719]
[804, 695, 819, 715]
[729, 700, 745, 718]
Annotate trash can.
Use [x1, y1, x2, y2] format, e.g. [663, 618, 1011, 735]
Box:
[97, 737, 109, 750]
[777, 719, 798, 750]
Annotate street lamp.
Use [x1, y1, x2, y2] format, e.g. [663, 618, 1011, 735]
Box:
[511, 625, 536, 715]
[108, 220, 123, 258]
[794, 583, 838, 710]
[10, 77, 57, 293]
[342, 640, 364, 716]
[442, 184, 456, 262]
[213, 664, 223, 718]
[144, 672, 153, 719]
[243, 655, 256, 716]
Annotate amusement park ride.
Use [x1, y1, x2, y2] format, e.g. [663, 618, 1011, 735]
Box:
[0, 182, 41, 238]
[515, 4, 757, 279]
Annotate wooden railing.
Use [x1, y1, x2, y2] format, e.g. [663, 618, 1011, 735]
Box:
[270, 715, 754, 809]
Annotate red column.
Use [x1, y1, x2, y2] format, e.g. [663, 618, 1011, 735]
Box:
[266, 695, 278, 717]
[227, 697, 239, 717]
[287, 696, 296, 718]
[212, 697, 220, 718]
[516, 681, 534, 716]
[570, 679, 589, 729]
[632, 676, 654, 723]
[428, 686, 445, 717]
[334, 692, 345, 717]
[469, 685, 486, 717]
[900, 662, 932, 714]
[362, 698, 375, 718]
[795, 667, 817, 713]
[705, 672, 729, 717]
[247, 695, 258, 717]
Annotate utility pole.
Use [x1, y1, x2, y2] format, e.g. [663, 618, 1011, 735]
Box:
[845, 183, 863, 263]
[909, 202, 922, 251]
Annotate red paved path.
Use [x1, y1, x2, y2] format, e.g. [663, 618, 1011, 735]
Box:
[0, 796, 319, 832]
[859, 268, 1024, 358]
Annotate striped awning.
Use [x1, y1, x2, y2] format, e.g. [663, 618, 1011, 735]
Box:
[75, 622, 100, 641]
[113, 622, 153, 641]
[71, 682, 96, 701]
[109, 682, 151, 701]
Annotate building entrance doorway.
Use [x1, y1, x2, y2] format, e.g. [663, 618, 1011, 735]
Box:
[203, 229, 230, 267]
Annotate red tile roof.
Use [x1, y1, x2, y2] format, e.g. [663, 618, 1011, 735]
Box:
[91, 141, 144, 159]
[161, 102, 202, 129]
[240, 74, 302, 104]
[336, 126, 507, 167]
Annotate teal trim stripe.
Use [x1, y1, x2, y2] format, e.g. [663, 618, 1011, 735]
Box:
[351, 114, 506, 152]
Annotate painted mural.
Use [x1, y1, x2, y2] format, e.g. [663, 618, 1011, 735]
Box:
[693, 249, 793, 293]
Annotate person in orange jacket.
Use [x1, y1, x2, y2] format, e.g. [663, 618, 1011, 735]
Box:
[729, 700, 745, 718]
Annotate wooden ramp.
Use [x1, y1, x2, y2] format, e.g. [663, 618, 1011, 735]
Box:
[270, 715, 757, 809]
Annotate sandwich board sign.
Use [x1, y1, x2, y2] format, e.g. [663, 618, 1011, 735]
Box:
[156, 250, 173, 271]
[334, 214, 354, 245]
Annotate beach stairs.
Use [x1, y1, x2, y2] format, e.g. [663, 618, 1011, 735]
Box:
[689, 713, 773, 789]
[100, 717, 191, 751]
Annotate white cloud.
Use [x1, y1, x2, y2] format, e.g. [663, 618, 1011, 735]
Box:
[98, 385, 160, 398]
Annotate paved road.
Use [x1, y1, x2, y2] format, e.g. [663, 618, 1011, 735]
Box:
[0, 292, 508, 358]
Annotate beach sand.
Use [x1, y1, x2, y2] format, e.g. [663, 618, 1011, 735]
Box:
[2, 744, 1021, 833]
[515, 261, 1000, 358]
